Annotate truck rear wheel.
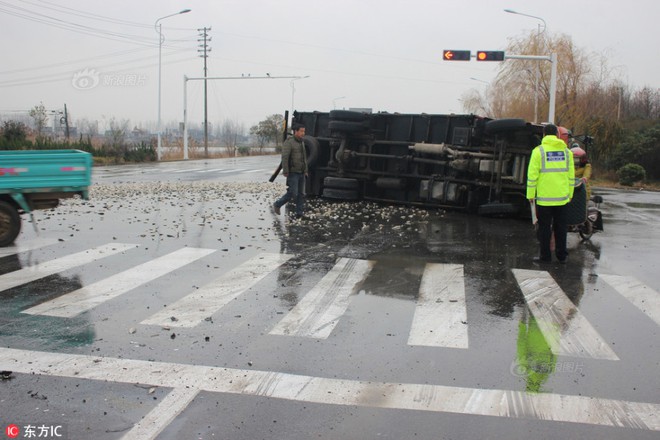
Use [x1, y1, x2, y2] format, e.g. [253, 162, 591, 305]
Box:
[484, 118, 528, 135]
[324, 177, 360, 190]
[322, 188, 359, 200]
[0, 201, 21, 247]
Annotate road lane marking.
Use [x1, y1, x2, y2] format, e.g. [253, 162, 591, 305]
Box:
[512, 269, 619, 360]
[22, 247, 216, 317]
[123, 386, 200, 440]
[0, 238, 61, 258]
[216, 168, 246, 173]
[0, 347, 657, 432]
[196, 168, 226, 173]
[243, 168, 267, 173]
[269, 258, 373, 338]
[408, 263, 468, 348]
[141, 253, 292, 328]
[0, 243, 138, 292]
[172, 168, 205, 173]
[599, 274, 660, 326]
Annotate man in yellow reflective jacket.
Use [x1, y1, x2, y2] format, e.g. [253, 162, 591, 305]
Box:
[527, 124, 575, 263]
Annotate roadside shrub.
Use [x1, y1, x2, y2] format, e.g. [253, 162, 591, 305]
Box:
[0, 120, 30, 149]
[617, 163, 646, 186]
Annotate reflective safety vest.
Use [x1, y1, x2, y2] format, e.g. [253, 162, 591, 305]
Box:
[526, 135, 575, 206]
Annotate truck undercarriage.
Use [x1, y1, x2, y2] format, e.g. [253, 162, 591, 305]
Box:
[292, 110, 544, 216]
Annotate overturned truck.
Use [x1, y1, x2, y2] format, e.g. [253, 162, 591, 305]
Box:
[292, 110, 545, 216]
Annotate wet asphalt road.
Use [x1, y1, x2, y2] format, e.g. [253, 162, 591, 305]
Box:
[0, 156, 658, 440]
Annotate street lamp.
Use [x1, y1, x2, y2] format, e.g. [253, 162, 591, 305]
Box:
[155, 8, 191, 161]
[290, 75, 310, 123]
[504, 8, 546, 123]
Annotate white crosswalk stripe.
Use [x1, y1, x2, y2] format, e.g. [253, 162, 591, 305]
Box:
[22, 247, 216, 317]
[269, 258, 373, 338]
[407, 263, 468, 348]
[512, 269, 620, 360]
[4, 243, 656, 362]
[141, 252, 292, 328]
[0, 243, 138, 292]
[599, 274, 660, 326]
[0, 238, 60, 258]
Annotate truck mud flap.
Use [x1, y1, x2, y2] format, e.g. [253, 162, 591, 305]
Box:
[322, 188, 359, 200]
[477, 202, 520, 216]
[303, 135, 320, 167]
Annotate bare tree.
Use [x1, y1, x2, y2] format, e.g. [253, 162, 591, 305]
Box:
[77, 118, 99, 137]
[218, 119, 246, 157]
[29, 102, 48, 139]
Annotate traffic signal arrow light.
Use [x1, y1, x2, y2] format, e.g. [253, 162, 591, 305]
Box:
[476, 51, 505, 61]
[443, 50, 471, 61]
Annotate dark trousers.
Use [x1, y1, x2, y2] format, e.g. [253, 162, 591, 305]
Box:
[536, 204, 568, 261]
[275, 172, 305, 216]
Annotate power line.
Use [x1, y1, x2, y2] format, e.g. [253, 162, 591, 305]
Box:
[0, 1, 195, 48]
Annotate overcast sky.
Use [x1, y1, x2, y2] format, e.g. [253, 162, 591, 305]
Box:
[1, 0, 658, 132]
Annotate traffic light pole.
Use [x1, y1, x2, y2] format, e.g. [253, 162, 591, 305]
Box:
[504, 53, 557, 124]
[182, 75, 306, 160]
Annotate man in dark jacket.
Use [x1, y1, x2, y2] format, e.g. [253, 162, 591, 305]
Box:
[273, 124, 308, 218]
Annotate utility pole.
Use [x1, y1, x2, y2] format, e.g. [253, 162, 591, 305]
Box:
[63, 104, 70, 140]
[198, 27, 212, 157]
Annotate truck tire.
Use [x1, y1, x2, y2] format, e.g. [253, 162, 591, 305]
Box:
[322, 188, 359, 200]
[323, 177, 359, 190]
[329, 110, 367, 122]
[303, 135, 319, 167]
[484, 118, 528, 135]
[328, 120, 368, 133]
[0, 201, 21, 247]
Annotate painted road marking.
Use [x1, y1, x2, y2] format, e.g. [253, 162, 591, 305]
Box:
[172, 168, 205, 173]
[196, 168, 226, 173]
[0, 238, 61, 258]
[512, 269, 619, 360]
[0, 243, 138, 292]
[141, 253, 292, 328]
[408, 263, 468, 348]
[599, 274, 660, 326]
[22, 247, 216, 317]
[123, 386, 200, 440]
[216, 168, 247, 173]
[0, 347, 657, 433]
[269, 258, 373, 338]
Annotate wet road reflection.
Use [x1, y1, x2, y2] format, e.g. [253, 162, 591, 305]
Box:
[0, 176, 658, 439]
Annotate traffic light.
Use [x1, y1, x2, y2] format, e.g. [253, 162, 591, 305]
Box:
[476, 51, 505, 61]
[443, 50, 471, 61]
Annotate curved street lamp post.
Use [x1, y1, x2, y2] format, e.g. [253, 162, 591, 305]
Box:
[504, 9, 546, 123]
[155, 9, 191, 161]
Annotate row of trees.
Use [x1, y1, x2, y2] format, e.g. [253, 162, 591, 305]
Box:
[462, 31, 659, 180]
[0, 108, 286, 162]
